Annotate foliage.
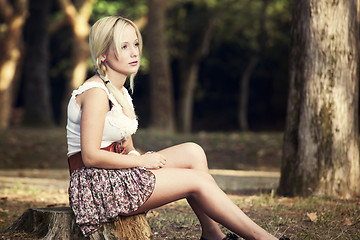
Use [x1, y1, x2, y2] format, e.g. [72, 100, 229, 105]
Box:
[166, 0, 290, 57]
[91, 0, 147, 23]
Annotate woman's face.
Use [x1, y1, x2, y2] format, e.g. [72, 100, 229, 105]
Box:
[105, 25, 140, 76]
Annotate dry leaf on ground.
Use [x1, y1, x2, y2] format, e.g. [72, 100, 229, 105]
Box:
[306, 212, 318, 222]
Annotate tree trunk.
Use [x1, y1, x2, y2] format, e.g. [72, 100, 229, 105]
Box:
[238, 56, 259, 131]
[57, 0, 94, 90]
[6, 207, 152, 240]
[237, 0, 269, 132]
[23, 0, 54, 126]
[278, 0, 360, 198]
[57, 0, 95, 124]
[0, 0, 28, 130]
[177, 18, 215, 133]
[147, 0, 176, 132]
[178, 61, 199, 133]
[69, 30, 91, 91]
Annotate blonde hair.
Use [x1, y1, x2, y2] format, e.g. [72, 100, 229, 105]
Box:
[89, 16, 143, 119]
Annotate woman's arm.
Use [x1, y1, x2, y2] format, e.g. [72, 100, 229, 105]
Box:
[78, 87, 165, 169]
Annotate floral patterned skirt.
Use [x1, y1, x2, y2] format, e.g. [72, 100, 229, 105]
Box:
[69, 167, 156, 236]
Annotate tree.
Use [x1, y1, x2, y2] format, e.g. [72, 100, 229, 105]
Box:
[57, 0, 96, 90]
[168, 1, 219, 132]
[55, 0, 96, 124]
[177, 10, 215, 133]
[167, 0, 290, 132]
[238, 0, 269, 131]
[278, 0, 360, 197]
[147, 0, 176, 132]
[0, 0, 28, 130]
[210, 0, 290, 131]
[23, 0, 53, 126]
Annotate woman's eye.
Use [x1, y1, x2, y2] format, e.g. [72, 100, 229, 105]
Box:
[135, 42, 139, 47]
[121, 45, 127, 49]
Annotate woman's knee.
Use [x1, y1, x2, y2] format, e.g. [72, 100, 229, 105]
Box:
[183, 142, 207, 165]
[190, 170, 218, 195]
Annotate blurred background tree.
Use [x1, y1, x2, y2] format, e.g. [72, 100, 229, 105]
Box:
[167, 0, 219, 133]
[23, 0, 53, 126]
[167, 0, 291, 132]
[0, 0, 28, 130]
[146, 0, 176, 132]
[57, 0, 95, 91]
[1, 0, 291, 132]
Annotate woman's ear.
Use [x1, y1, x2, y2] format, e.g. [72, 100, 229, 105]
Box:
[100, 54, 107, 62]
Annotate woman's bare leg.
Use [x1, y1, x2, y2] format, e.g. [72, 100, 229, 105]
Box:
[130, 168, 277, 240]
[157, 142, 226, 239]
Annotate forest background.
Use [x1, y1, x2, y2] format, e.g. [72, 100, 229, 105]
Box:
[0, 0, 291, 133]
[1, 1, 360, 239]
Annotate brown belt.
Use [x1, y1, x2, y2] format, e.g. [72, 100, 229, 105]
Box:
[68, 142, 126, 175]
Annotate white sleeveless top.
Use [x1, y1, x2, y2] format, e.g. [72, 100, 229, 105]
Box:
[66, 81, 138, 156]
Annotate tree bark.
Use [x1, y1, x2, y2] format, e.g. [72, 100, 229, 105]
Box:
[6, 207, 152, 240]
[23, 0, 54, 126]
[147, 0, 176, 132]
[278, 0, 360, 198]
[0, 0, 28, 130]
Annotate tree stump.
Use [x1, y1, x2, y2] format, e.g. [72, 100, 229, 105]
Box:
[5, 207, 152, 240]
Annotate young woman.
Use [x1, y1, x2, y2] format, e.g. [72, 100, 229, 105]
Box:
[66, 16, 282, 240]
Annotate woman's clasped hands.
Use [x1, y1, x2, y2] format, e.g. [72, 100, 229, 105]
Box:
[140, 152, 167, 169]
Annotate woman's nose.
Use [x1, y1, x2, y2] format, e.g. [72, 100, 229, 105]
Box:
[130, 46, 138, 57]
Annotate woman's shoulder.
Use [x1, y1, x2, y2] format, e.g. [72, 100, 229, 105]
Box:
[71, 77, 110, 107]
[74, 77, 110, 96]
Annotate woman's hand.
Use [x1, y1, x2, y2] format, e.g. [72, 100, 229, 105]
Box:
[140, 152, 167, 169]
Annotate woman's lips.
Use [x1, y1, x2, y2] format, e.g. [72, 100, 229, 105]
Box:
[129, 61, 138, 66]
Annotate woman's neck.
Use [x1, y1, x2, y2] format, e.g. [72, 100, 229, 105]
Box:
[107, 70, 127, 90]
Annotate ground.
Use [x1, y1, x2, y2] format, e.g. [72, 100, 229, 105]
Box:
[0, 128, 359, 239]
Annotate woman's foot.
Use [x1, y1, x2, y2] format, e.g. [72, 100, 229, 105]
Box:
[223, 233, 239, 239]
[200, 233, 239, 240]
[279, 236, 290, 240]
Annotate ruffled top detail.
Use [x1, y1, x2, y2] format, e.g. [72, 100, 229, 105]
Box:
[66, 81, 138, 156]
